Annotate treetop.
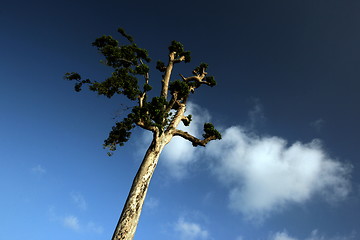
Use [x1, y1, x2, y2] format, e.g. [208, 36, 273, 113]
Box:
[65, 27, 221, 154]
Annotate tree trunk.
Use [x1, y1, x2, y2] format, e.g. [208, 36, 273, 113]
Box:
[111, 135, 167, 240]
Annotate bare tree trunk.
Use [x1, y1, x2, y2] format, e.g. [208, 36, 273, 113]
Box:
[111, 135, 167, 240]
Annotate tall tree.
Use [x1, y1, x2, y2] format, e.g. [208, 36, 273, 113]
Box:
[65, 28, 221, 240]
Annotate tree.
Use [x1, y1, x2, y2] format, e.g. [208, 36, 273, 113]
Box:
[65, 28, 221, 240]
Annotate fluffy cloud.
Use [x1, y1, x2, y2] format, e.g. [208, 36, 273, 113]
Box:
[49, 207, 103, 234]
[174, 218, 209, 240]
[161, 102, 351, 219]
[154, 102, 351, 220]
[160, 102, 211, 178]
[207, 126, 351, 220]
[270, 231, 297, 240]
[269, 230, 356, 240]
[63, 215, 103, 233]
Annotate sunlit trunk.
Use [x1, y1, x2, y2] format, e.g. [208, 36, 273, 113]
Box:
[111, 136, 166, 240]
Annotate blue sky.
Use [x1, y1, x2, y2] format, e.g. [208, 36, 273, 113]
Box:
[1, 0, 360, 240]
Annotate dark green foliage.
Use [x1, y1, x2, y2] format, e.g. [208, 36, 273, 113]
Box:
[66, 31, 151, 100]
[182, 114, 192, 126]
[169, 80, 190, 99]
[117, 28, 134, 43]
[64, 72, 81, 81]
[203, 123, 222, 140]
[193, 63, 208, 75]
[147, 97, 169, 128]
[156, 60, 166, 72]
[143, 83, 152, 92]
[134, 64, 150, 75]
[104, 116, 136, 152]
[92, 35, 150, 68]
[168, 41, 191, 62]
[168, 40, 184, 53]
[205, 76, 216, 87]
[65, 27, 221, 154]
[89, 69, 141, 100]
[182, 51, 191, 63]
[64, 72, 91, 92]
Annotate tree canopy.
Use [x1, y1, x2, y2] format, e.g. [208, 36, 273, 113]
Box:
[65, 28, 221, 154]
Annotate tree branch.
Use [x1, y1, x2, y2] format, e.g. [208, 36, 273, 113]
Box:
[160, 52, 187, 99]
[138, 59, 150, 108]
[160, 52, 175, 99]
[136, 120, 157, 132]
[173, 55, 185, 63]
[173, 129, 217, 147]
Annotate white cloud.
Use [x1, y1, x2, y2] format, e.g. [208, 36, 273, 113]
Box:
[144, 102, 351, 221]
[31, 164, 46, 175]
[174, 218, 209, 240]
[206, 126, 351, 220]
[161, 102, 211, 179]
[62, 215, 103, 234]
[269, 230, 356, 240]
[63, 215, 80, 231]
[50, 207, 102, 234]
[270, 231, 297, 240]
[71, 192, 87, 210]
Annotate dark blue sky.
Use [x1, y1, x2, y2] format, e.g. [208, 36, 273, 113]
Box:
[1, 1, 359, 240]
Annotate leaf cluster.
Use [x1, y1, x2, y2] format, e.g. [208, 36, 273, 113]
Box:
[104, 116, 135, 152]
[193, 63, 217, 87]
[181, 114, 192, 126]
[92, 36, 150, 68]
[65, 29, 152, 100]
[89, 69, 141, 100]
[64, 72, 91, 92]
[203, 123, 222, 140]
[168, 41, 191, 63]
[169, 80, 190, 99]
[104, 96, 171, 152]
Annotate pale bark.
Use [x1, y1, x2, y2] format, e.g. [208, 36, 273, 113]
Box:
[173, 129, 217, 146]
[111, 134, 170, 240]
[160, 53, 185, 99]
[111, 50, 217, 240]
[160, 52, 175, 99]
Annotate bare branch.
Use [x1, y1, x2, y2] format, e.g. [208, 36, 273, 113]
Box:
[165, 101, 186, 135]
[173, 55, 185, 63]
[138, 59, 150, 108]
[160, 52, 175, 99]
[179, 71, 212, 87]
[160, 52, 187, 99]
[173, 129, 217, 147]
[181, 115, 191, 126]
[165, 92, 178, 113]
[136, 120, 157, 132]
